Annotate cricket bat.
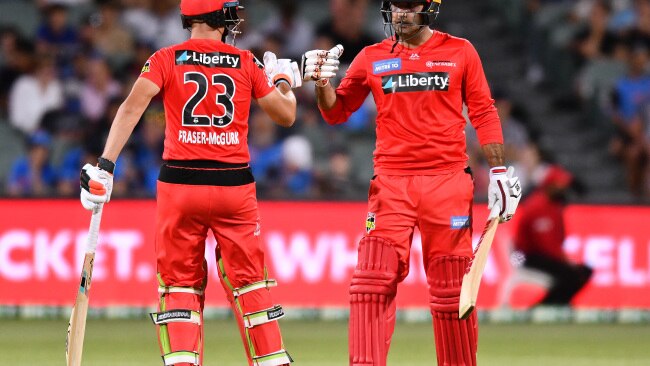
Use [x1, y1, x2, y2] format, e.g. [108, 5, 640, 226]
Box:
[66, 204, 103, 366]
[458, 206, 500, 320]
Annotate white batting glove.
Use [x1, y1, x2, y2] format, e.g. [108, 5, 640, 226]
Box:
[301, 44, 344, 87]
[80, 161, 114, 211]
[488, 166, 522, 223]
[263, 51, 301, 88]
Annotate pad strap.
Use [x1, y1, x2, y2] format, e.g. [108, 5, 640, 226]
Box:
[162, 350, 200, 365]
[150, 309, 201, 325]
[158, 286, 204, 295]
[243, 305, 285, 328]
[252, 349, 293, 366]
[232, 279, 277, 297]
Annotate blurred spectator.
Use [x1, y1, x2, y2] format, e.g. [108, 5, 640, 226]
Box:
[249, 109, 283, 195]
[513, 165, 593, 306]
[122, 0, 188, 50]
[281, 135, 315, 197]
[150, 0, 189, 49]
[317, 145, 365, 199]
[36, 3, 79, 75]
[315, 0, 377, 64]
[494, 90, 531, 163]
[133, 103, 165, 196]
[7, 130, 58, 197]
[79, 57, 121, 123]
[261, 0, 315, 59]
[571, 1, 617, 68]
[621, 0, 650, 47]
[610, 43, 650, 196]
[91, 1, 134, 70]
[57, 137, 101, 197]
[0, 27, 21, 68]
[8, 55, 63, 134]
[0, 30, 32, 114]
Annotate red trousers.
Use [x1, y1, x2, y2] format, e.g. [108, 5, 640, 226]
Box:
[156, 181, 264, 289]
[365, 170, 474, 281]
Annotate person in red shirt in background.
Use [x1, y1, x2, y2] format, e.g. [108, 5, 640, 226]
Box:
[77, 1, 301, 365]
[301, 1, 522, 365]
[514, 165, 593, 306]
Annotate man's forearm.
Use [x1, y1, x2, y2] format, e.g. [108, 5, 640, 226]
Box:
[101, 103, 145, 162]
[481, 143, 505, 167]
[315, 82, 337, 110]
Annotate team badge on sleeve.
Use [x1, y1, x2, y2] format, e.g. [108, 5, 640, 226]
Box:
[141, 61, 151, 73]
[366, 212, 376, 233]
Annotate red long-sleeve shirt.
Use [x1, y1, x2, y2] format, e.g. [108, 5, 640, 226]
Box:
[514, 190, 566, 261]
[320, 31, 503, 175]
[140, 38, 274, 163]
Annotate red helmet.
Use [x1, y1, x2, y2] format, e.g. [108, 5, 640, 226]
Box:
[179, 0, 242, 32]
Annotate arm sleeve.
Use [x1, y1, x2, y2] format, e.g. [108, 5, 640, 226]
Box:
[139, 49, 167, 88]
[319, 49, 371, 125]
[248, 52, 275, 100]
[462, 41, 503, 146]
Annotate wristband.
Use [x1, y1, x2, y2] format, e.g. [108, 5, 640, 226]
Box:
[274, 79, 291, 88]
[98, 157, 116, 174]
[489, 166, 507, 176]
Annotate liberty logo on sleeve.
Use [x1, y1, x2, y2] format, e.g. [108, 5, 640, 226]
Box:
[373, 58, 402, 74]
[175, 50, 241, 68]
[366, 212, 376, 233]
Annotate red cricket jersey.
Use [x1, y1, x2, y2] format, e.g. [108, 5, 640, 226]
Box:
[320, 31, 503, 175]
[140, 38, 274, 163]
[514, 190, 566, 261]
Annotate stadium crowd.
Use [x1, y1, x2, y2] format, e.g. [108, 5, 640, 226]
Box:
[507, 0, 650, 198]
[7, 0, 642, 201]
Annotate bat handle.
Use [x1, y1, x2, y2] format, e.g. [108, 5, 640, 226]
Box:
[488, 205, 500, 222]
[86, 204, 103, 253]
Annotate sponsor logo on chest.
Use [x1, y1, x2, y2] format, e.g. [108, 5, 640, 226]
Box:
[175, 50, 241, 68]
[381, 72, 450, 94]
[372, 58, 402, 74]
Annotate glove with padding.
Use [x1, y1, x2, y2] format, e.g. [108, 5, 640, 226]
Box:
[301, 44, 344, 86]
[263, 51, 302, 88]
[488, 166, 522, 223]
[80, 160, 114, 211]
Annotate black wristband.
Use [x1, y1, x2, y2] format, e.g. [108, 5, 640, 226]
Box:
[98, 157, 115, 174]
[274, 78, 291, 88]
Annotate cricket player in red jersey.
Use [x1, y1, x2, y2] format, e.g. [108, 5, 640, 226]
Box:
[78, 1, 300, 365]
[302, 1, 522, 365]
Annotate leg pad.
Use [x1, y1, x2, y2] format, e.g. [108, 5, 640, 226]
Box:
[153, 284, 205, 366]
[349, 236, 399, 366]
[218, 260, 291, 366]
[428, 256, 477, 366]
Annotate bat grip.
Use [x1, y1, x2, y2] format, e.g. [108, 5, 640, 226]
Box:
[488, 205, 500, 222]
[86, 204, 103, 254]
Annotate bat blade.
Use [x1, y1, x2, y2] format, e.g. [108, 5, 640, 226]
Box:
[66, 252, 94, 366]
[459, 217, 500, 320]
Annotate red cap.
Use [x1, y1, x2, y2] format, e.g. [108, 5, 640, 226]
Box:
[180, 0, 226, 16]
[541, 165, 573, 189]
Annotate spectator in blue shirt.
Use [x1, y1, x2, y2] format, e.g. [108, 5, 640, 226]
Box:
[7, 130, 57, 197]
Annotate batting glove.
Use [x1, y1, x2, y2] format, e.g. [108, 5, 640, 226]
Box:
[488, 166, 522, 222]
[301, 44, 344, 87]
[80, 158, 114, 211]
[263, 51, 302, 88]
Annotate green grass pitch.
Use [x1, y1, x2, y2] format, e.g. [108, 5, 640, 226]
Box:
[2, 318, 650, 365]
